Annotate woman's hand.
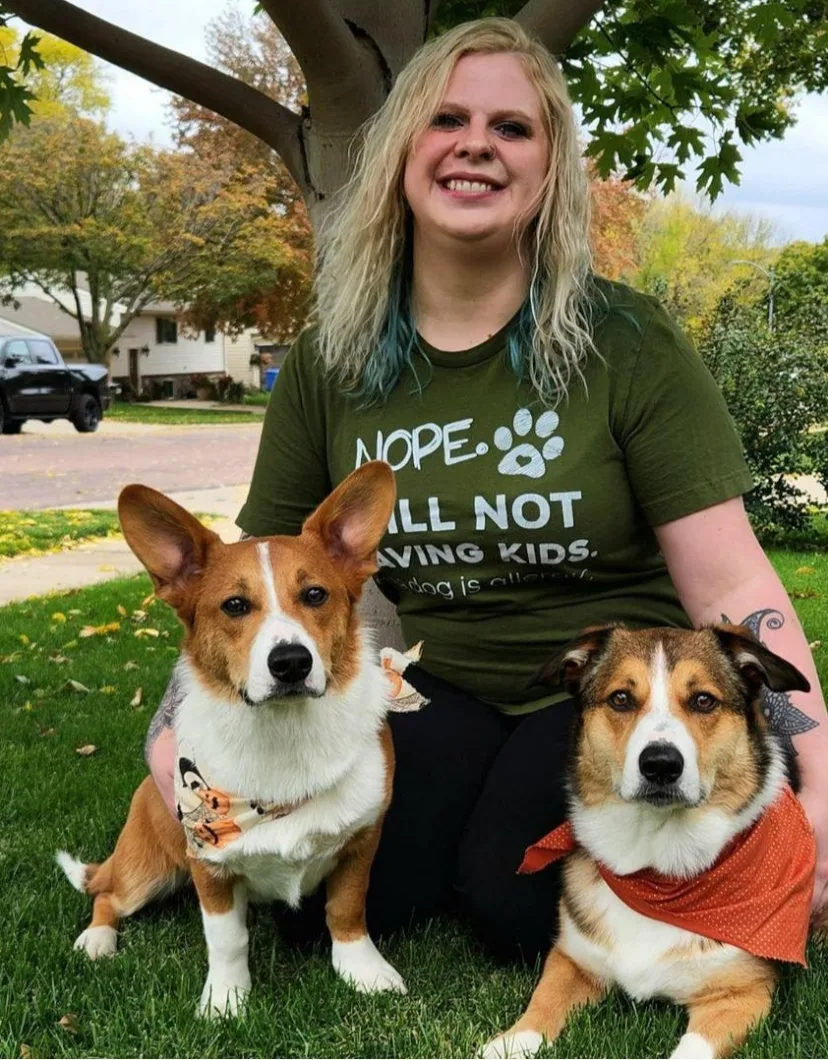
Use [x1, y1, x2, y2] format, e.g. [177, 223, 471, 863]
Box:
[798, 782, 828, 918]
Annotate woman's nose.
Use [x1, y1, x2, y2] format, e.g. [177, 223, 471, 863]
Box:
[454, 120, 495, 161]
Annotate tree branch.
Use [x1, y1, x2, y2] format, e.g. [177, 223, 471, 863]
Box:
[516, 0, 604, 55]
[258, 0, 384, 125]
[3, 0, 305, 189]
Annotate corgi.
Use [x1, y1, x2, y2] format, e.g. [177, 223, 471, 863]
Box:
[483, 624, 816, 1060]
[57, 461, 407, 1016]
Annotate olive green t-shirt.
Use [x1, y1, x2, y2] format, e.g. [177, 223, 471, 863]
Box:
[237, 281, 753, 713]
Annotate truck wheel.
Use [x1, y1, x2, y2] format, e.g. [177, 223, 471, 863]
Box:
[0, 402, 22, 434]
[73, 395, 101, 433]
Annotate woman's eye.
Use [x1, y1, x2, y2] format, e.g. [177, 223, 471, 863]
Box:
[496, 120, 530, 138]
[431, 111, 463, 129]
[608, 690, 635, 712]
[302, 586, 329, 607]
[690, 692, 718, 713]
[221, 596, 251, 617]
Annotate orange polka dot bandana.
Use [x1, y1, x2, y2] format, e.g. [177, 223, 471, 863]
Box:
[519, 784, 815, 966]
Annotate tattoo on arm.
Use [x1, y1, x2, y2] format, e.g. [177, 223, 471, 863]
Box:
[144, 665, 185, 763]
[722, 608, 819, 755]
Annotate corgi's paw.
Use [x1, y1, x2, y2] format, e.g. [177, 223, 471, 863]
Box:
[198, 978, 250, 1019]
[481, 1030, 544, 1059]
[73, 925, 117, 960]
[670, 1033, 715, 1059]
[331, 936, 407, 994]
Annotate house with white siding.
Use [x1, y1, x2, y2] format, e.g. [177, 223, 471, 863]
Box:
[0, 278, 275, 396]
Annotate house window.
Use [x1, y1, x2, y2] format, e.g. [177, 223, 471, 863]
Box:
[204, 325, 216, 343]
[156, 318, 178, 344]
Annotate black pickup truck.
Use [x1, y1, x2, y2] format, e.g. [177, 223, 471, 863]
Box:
[0, 335, 111, 435]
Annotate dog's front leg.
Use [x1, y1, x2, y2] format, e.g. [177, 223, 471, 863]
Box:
[325, 822, 407, 994]
[482, 946, 605, 1059]
[191, 862, 250, 1018]
[672, 970, 776, 1059]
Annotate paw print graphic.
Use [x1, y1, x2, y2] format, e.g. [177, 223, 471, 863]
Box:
[493, 408, 564, 479]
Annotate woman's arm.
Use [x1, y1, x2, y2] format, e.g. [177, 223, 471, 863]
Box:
[655, 495, 828, 913]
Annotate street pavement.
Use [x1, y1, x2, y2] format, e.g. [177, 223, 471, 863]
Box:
[0, 417, 262, 509]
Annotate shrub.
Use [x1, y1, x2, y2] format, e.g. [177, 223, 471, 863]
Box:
[697, 298, 828, 539]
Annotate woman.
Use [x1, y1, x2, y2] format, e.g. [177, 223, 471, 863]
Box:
[147, 19, 828, 961]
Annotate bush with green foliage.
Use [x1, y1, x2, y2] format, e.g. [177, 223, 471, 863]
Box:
[697, 298, 828, 540]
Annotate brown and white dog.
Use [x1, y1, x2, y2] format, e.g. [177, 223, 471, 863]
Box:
[484, 624, 816, 1060]
[57, 461, 407, 1016]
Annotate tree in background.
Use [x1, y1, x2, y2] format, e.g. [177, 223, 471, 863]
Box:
[3, 0, 827, 228]
[698, 297, 828, 538]
[167, 3, 311, 340]
[772, 239, 828, 338]
[0, 25, 109, 121]
[589, 164, 645, 281]
[0, 116, 311, 363]
[633, 194, 777, 338]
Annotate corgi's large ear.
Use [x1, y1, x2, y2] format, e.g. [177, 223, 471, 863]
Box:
[712, 624, 811, 694]
[533, 625, 619, 695]
[118, 484, 221, 609]
[302, 462, 396, 594]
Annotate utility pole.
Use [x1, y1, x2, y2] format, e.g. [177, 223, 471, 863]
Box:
[730, 259, 776, 331]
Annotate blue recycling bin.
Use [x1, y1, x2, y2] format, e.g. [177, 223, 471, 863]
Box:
[264, 367, 280, 392]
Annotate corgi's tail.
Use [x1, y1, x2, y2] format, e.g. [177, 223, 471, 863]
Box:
[56, 850, 97, 893]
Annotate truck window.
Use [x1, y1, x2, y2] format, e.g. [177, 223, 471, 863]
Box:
[28, 339, 60, 365]
[2, 339, 32, 364]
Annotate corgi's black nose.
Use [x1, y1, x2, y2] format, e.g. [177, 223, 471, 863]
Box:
[267, 643, 313, 684]
[639, 742, 684, 785]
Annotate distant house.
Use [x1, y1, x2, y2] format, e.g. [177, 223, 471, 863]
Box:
[0, 278, 277, 395]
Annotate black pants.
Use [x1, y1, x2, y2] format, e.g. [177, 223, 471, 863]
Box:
[281, 664, 576, 965]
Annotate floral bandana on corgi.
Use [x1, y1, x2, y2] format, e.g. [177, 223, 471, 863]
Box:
[519, 785, 815, 966]
[176, 751, 310, 857]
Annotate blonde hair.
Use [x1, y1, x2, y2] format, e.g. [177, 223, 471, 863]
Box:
[314, 17, 597, 405]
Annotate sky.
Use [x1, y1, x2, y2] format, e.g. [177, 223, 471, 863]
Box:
[20, 0, 828, 244]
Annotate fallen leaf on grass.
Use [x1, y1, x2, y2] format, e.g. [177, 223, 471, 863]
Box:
[130, 687, 143, 708]
[99, 685, 118, 695]
[57, 1014, 78, 1033]
[20, 1043, 32, 1058]
[79, 622, 120, 638]
[68, 609, 81, 616]
[18, 634, 30, 646]
[790, 589, 822, 600]
[62, 639, 78, 650]
[0, 652, 22, 664]
[14, 674, 29, 684]
[36, 723, 56, 737]
[795, 565, 816, 575]
[134, 628, 159, 639]
[131, 609, 147, 623]
[141, 592, 156, 608]
[117, 604, 128, 617]
[123, 660, 139, 670]
[48, 653, 70, 664]
[51, 612, 67, 623]
[809, 640, 822, 650]
[63, 679, 90, 693]
[75, 745, 97, 756]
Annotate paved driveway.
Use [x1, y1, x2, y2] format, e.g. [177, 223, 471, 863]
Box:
[0, 419, 263, 509]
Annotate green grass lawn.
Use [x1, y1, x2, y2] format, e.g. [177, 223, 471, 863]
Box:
[108, 404, 262, 425]
[0, 509, 122, 559]
[3, 552, 828, 1058]
[242, 391, 271, 407]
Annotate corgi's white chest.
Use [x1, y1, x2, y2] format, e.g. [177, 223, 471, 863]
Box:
[560, 875, 742, 1003]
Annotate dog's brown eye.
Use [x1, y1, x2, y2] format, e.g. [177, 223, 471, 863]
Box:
[221, 596, 251, 617]
[608, 690, 634, 712]
[302, 586, 328, 607]
[690, 692, 717, 713]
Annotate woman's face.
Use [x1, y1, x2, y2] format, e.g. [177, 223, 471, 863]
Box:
[403, 52, 549, 250]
